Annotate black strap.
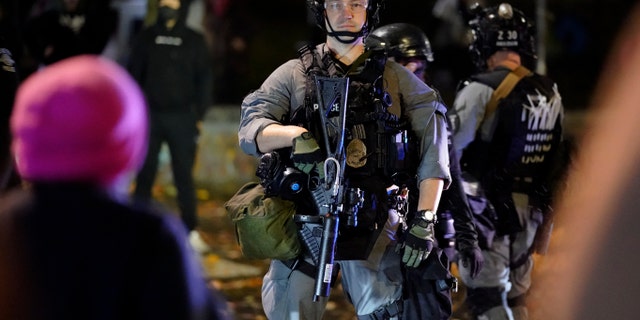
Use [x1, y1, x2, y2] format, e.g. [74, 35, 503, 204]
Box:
[281, 258, 317, 279]
[358, 299, 404, 320]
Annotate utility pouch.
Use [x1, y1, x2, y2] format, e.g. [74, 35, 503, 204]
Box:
[461, 172, 498, 250]
[224, 182, 301, 260]
[402, 248, 456, 320]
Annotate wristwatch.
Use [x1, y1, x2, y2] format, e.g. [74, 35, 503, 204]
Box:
[416, 209, 436, 223]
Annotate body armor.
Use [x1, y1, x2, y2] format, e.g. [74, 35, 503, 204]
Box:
[289, 45, 419, 259]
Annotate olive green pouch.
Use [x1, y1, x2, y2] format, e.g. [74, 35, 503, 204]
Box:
[224, 182, 301, 260]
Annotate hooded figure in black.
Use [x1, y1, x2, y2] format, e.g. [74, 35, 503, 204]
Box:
[0, 55, 229, 320]
[23, 0, 117, 71]
[128, 0, 213, 233]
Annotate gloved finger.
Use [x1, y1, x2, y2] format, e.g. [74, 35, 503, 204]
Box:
[402, 247, 412, 264]
[408, 250, 421, 268]
[299, 163, 314, 174]
[416, 250, 429, 267]
[462, 257, 470, 268]
[423, 250, 430, 261]
[315, 162, 325, 178]
[404, 247, 418, 267]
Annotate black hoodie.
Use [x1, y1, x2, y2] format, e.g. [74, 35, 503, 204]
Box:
[127, 12, 212, 119]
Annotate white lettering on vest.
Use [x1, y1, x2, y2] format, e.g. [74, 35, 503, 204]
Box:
[155, 35, 183, 46]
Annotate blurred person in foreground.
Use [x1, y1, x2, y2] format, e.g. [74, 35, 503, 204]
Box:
[0, 55, 230, 320]
[128, 0, 213, 239]
[448, 3, 565, 319]
[238, 0, 452, 318]
[534, 3, 640, 319]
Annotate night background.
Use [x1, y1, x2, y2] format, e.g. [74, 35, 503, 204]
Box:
[2, 0, 637, 110]
[2, 1, 638, 318]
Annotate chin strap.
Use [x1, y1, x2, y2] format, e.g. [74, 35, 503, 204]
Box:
[325, 16, 369, 44]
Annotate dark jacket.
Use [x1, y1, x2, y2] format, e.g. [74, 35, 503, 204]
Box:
[0, 183, 230, 320]
[128, 22, 212, 119]
[23, 6, 116, 66]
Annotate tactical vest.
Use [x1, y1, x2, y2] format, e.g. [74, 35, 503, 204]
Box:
[293, 45, 418, 185]
[460, 69, 563, 234]
[291, 45, 419, 259]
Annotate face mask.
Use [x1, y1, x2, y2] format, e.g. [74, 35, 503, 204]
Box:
[158, 6, 179, 22]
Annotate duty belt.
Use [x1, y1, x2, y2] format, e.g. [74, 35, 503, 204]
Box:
[358, 299, 403, 320]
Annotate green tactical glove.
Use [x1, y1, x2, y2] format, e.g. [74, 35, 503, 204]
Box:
[401, 213, 436, 268]
[291, 132, 324, 178]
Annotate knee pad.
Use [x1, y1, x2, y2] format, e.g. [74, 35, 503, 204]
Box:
[466, 286, 508, 317]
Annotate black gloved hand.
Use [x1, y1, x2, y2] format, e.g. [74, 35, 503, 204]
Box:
[459, 246, 484, 279]
[400, 218, 435, 268]
[291, 132, 324, 178]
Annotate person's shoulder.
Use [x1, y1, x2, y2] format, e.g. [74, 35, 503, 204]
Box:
[126, 200, 183, 228]
[529, 72, 559, 87]
[384, 58, 407, 73]
[470, 69, 507, 88]
[383, 59, 430, 89]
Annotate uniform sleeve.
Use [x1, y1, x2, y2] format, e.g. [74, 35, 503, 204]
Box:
[386, 62, 451, 188]
[446, 140, 480, 251]
[448, 81, 493, 159]
[238, 59, 303, 157]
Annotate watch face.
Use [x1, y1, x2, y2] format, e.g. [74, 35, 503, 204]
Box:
[424, 210, 435, 221]
[419, 210, 435, 221]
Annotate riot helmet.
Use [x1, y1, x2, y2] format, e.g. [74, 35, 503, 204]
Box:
[468, 2, 536, 70]
[370, 23, 434, 63]
[307, 0, 384, 43]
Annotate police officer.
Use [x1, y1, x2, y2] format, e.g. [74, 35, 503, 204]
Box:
[238, 0, 451, 318]
[371, 22, 484, 319]
[128, 0, 212, 232]
[371, 22, 484, 269]
[448, 3, 564, 319]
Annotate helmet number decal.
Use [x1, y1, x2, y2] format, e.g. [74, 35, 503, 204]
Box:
[497, 30, 518, 41]
[496, 30, 518, 47]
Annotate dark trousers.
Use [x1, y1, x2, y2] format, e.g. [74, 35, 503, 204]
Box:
[134, 112, 198, 231]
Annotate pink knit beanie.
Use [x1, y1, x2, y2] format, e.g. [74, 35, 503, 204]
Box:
[11, 55, 148, 186]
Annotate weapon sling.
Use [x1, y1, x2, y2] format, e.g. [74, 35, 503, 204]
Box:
[310, 75, 350, 301]
[479, 64, 532, 128]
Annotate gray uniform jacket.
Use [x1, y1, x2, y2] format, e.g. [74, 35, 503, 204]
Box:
[239, 44, 451, 187]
